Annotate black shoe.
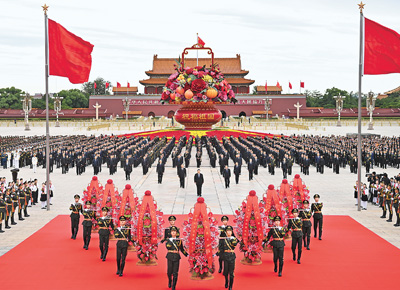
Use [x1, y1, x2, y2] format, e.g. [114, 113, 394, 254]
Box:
[119, 273, 123, 277]
[218, 268, 222, 274]
[25, 215, 30, 217]
[19, 218, 25, 221]
[102, 258, 106, 261]
[0, 230, 4, 233]
[5, 226, 11, 229]
[278, 272, 282, 277]
[314, 234, 317, 238]
[380, 216, 386, 219]
[11, 222, 17, 225]
[394, 224, 400, 227]
[225, 276, 229, 288]
[116, 270, 120, 275]
[319, 237, 322, 240]
[274, 264, 277, 272]
[386, 219, 392, 222]
[307, 246, 310, 250]
[297, 259, 301, 264]
[168, 279, 172, 288]
[293, 254, 296, 261]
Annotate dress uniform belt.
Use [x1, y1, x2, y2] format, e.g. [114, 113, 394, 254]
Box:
[84, 218, 92, 220]
[116, 238, 127, 240]
[293, 229, 302, 231]
[314, 211, 322, 213]
[302, 219, 310, 221]
[273, 238, 283, 241]
[0, 206, 5, 208]
[225, 250, 235, 253]
[168, 250, 179, 253]
[72, 212, 79, 214]
[98, 227, 108, 229]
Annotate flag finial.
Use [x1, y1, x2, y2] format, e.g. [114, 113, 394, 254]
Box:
[358, 2, 365, 13]
[42, 4, 49, 14]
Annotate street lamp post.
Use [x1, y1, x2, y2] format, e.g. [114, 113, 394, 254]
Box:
[20, 93, 33, 131]
[123, 97, 130, 121]
[51, 94, 63, 127]
[366, 91, 377, 130]
[334, 94, 346, 127]
[263, 97, 271, 120]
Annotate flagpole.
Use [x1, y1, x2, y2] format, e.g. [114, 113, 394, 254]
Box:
[43, 4, 51, 211]
[300, 80, 302, 94]
[357, 2, 365, 212]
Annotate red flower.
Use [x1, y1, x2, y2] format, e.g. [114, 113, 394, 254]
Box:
[191, 79, 207, 93]
[186, 68, 193, 75]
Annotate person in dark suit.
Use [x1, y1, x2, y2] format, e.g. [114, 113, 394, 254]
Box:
[194, 169, 204, 196]
[156, 160, 165, 184]
[248, 159, 254, 180]
[124, 155, 133, 181]
[178, 164, 186, 188]
[223, 165, 231, 188]
[234, 162, 241, 184]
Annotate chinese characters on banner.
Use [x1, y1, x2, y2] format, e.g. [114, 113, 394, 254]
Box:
[124, 99, 267, 105]
[182, 113, 215, 122]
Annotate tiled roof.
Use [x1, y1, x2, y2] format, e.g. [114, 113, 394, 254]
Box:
[145, 54, 249, 75]
[113, 87, 138, 92]
[384, 85, 400, 95]
[255, 85, 283, 92]
[139, 78, 254, 86]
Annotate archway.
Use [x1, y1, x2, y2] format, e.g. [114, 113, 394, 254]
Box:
[239, 111, 246, 117]
[148, 112, 155, 118]
[167, 110, 175, 118]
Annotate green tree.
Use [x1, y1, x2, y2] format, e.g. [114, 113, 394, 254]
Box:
[58, 89, 89, 108]
[376, 92, 400, 108]
[82, 77, 112, 96]
[0, 87, 24, 109]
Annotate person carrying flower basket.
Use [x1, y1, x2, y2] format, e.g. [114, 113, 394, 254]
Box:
[165, 226, 188, 290]
[220, 225, 238, 290]
[263, 216, 288, 277]
[114, 216, 132, 277]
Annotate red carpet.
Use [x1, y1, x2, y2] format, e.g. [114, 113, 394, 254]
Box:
[2, 215, 400, 290]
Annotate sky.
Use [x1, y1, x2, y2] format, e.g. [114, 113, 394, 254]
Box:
[1, 0, 400, 95]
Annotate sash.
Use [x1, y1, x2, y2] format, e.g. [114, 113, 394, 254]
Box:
[119, 186, 136, 218]
[242, 191, 263, 248]
[188, 198, 213, 268]
[137, 191, 158, 245]
[87, 176, 101, 200]
[101, 180, 117, 209]
[279, 180, 294, 216]
[264, 186, 282, 220]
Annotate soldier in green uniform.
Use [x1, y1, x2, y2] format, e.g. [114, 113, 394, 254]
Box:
[10, 187, 18, 225]
[165, 226, 188, 290]
[97, 207, 114, 261]
[218, 215, 231, 273]
[0, 193, 5, 233]
[4, 189, 13, 229]
[264, 216, 288, 277]
[69, 194, 82, 240]
[382, 185, 394, 222]
[114, 216, 131, 277]
[300, 200, 312, 250]
[221, 225, 238, 290]
[18, 183, 28, 220]
[82, 201, 96, 250]
[287, 208, 303, 264]
[161, 216, 180, 243]
[393, 188, 400, 227]
[311, 194, 323, 240]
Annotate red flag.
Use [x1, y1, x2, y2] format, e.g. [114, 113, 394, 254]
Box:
[105, 82, 109, 88]
[94, 82, 97, 89]
[289, 82, 292, 90]
[300, 81, 305, 88]
[276, 81, 281, 88]
[198, 36, 205, 47]
[127, 82, 130, 88]
[48, 19, 94, 84]
[364, 18, 400, 75]
[264, 81, 268, 93]
[117, 82, 121, 88]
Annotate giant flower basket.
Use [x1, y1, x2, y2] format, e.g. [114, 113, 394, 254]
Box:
[113, 184, 138, 251]
[291, 174, 310, 208]
[182, 197, 219, 280]
[131, 190, 164, 266]
[82, 176, 103, 232]
[261, 185, 288, 251]
[160, 45, 236, 130]
[235, 190, 268, 265]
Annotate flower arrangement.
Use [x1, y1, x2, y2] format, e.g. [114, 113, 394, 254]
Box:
[131, 191, 164, 265]
[181, 209, 219, 278]
[235, 199, 269, 263]
[160, 64, 237, 104]
[290, 174, 310, 208]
